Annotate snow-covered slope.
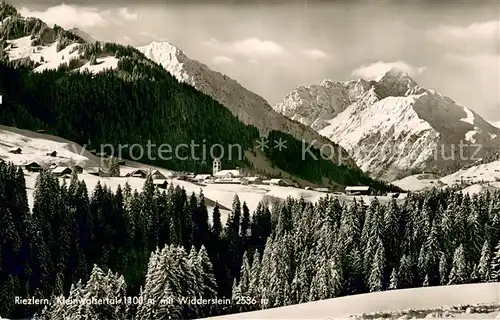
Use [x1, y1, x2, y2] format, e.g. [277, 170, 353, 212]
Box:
[391, 151, 500, 193]
[459, 183, 500, 196]
[492, 121, 500, 129]
[274, 68, 500, 180]
[0, 125, 101, 168]
[206, 283, 500, 320]
[440, 156, 500, 185]
[137, 41, 355, 167]
[392, 173, 444, 191]
[4, 35, 119, 74]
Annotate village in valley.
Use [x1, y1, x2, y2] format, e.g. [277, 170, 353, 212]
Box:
[2, 134, 393, 216]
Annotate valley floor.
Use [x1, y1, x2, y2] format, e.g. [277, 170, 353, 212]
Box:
[1, 125, 398, 221]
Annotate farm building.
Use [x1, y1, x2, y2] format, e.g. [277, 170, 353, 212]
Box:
[148, 170, 167, 180]
[193, 174, 211, 182]
[213, 169, 242, 179]
[87, 168, 110, 177]
[153, 180, 168, 189]
[24, 162, 43, 172]
[51, 166, 73, 176]
[73, 166, 83, 174]
[262, 179, 288, 186]
[242, 176, 262, 184]
[127, 169, 149, 178]
[345, 186, 372, 195]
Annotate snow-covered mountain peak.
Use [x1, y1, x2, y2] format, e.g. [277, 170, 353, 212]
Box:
[274, 68, 500, 180]
[377, 67, 409, 80]
[374, 67, 423, 98]
[144, 41, 185, 56]
[137, 41, 195, 85]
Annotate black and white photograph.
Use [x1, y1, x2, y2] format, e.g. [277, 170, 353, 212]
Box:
[0, 0, 499, 319]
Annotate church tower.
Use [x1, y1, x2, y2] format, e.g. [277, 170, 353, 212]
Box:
[212, 158, 221, 175]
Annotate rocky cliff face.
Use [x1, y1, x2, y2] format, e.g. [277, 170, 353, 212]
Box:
[274, 68, 500, 180]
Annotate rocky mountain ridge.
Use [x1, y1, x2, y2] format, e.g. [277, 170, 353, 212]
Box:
[274, 68, 500, 180]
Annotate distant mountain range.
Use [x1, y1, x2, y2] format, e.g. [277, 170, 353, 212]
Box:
[274, 68, 500, 180]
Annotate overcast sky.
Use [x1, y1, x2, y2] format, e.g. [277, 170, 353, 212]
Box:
[9, 0, 500, 120]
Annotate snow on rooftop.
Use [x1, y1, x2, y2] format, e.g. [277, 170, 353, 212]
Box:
[213, 169, 241, 177]
[345, 186, 370, 191]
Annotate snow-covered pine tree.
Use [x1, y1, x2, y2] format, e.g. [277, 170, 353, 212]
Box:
[439, 252, 449, 285]
[238, 251, 251, 296]
[448, 245, 468, 285]
[308, 257, 332, 301]
[197, 245, 217, 317]
[267, 234, 293, 307]
[136, 248, 167, 319]
[197, 245, 217, 298]
[248, 250, 261, 301]
[368, 237, 386, 292]
[75, 264, 126, 319]
[422, 223, 441, 285]
[383, 199, 401, 275]
[490, 240, 500, 281]
[258, 237, 273, 308]
[478, 240, 492, 282]
[188, 246, 204, 299]
[291, 248, 314, 304]
[388, 268, 398, 290]
[397, 254, 413, 289]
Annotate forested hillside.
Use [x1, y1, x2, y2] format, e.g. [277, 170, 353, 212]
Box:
[1, 161, 500, 319]
[0, 62, 400, 190]
[0, 62, 257, 173]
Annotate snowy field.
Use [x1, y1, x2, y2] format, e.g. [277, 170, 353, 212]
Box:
[0, 125, 399, 221]
[206, 283, 500, 319]
[6, 36, 119, 74]
[393, 163, 500, 195]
